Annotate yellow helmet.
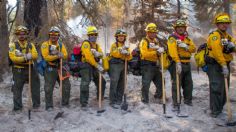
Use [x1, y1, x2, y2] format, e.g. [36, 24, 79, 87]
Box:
[15, 25, 29, 34]
[214, 13, 231, 24]
[173, 19, 187, 28]
[145, 23, 158, 33]
[87, 26, 98, 35]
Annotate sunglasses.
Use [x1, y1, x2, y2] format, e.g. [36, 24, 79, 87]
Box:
[89, 34, 98, 37]
[49, 32, 60, 36]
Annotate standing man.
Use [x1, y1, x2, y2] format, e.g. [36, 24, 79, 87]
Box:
[139, 23, 165, 104]
[109, 29, 132, 108]
[80, 26, 106, 109]
[9, 25, 40, 112]
[206, 13, 235, 117]
[167, 19, 196, 109]
[41, 26, 71, 110]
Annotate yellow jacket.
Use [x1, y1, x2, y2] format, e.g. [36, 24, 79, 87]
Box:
[9, 40, 38, 68]
[139, 37, 160, 62]
[207, 30, 236, 66]
[41, 40, 68, 66]
[109, 42, 132, 61]
[167, 35, 196, 63]
[81, 41, 103, 68]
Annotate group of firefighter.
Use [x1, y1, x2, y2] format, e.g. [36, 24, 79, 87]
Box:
[8, 12, 235, 118]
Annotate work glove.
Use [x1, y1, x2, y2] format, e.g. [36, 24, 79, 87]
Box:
[149, 43, 160, 49]
[96, 64, 104, 73]
[24, 53, 32, 60]
[57, 52, 64, 59]
[178, 42, 189, 50]
[157, 47, 165, 54]
[222, 65, 229, 78]
[91, 49, 103, 57]
[176, 62, 182, 75]
[15, 50, 24, 57]
[122, 45, 129, 49]
[221, 39, 228, 45]
[120, 49, 130, 55]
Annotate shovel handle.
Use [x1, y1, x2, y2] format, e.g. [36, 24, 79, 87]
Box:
[161, 53, 166, 105]
[124, 59, 127, 94]
[60, 58, 63, 105]
[176, 64, 180, 105]
[28, 61, 32, 119]
[225, 77, 232, 121]
[98, 72, 102, 109]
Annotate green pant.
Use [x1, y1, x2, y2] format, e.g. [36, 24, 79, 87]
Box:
[206, 63, 229, 115]
[80, 65, 106, 106]
[44, 66, 71, 109]
[109, 63, 125, 104]
[168, 62, 193, 105]
[12, 67, 40, 110]
[141, 64, 162, 103]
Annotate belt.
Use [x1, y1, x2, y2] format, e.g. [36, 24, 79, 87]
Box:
[179, 56, 191, 60]
[181, 62, 190, 65]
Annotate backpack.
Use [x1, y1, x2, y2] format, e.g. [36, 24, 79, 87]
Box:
[9, 41, 32, 67]
[128, 47, 141, 76]
[36, 40, 62, 76]
[194, 43, 208, 72]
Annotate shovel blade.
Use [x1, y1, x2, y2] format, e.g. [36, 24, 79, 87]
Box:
[121, 103, 128, 111]
[97, 109, 106, 114]
[54, 111, 64, 120]
[28, 110, 31, 120]
[226, 121, 236, 126]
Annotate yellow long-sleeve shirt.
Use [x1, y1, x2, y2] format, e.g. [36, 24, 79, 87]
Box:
[9, 40, 38, 68]
[207, 30, 236, 66]
[81, 41, 104, 68]
[41, 40, 68, 66]
[109, 42, 132, 61]
[139, 37, 160, 62]
[167, 35, 196, 63]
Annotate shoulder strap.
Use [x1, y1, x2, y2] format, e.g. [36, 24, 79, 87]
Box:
[14, 41, 21, 51]
[168, 34, 179, 40]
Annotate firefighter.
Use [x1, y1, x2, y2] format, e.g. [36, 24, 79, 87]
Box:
[79, 26, 106, 109]
[205, 13, 236, 117]
[109, 29, 132, 108]
[41, 26, 71, 110]
[9, 25, 40, 112]
[139, 23, 165, 104]
[167, 19, 196, 109]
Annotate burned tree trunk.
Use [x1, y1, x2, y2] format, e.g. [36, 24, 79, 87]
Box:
[0, 0, 9, 81]
[24, 0, 45, 38]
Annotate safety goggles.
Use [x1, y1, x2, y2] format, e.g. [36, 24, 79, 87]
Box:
[175, 21, 186, 27]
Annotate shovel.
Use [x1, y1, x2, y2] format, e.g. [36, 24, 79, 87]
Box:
[121, 59, 128, 111]
[54, 58, 64, 120]
[176, 64, 188, 118]
[161, 53, 172, 118]
[97, 72, 106, 115]
[224, 77, 236, 126]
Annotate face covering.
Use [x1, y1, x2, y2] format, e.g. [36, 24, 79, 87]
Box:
[88, 36, 97, 43]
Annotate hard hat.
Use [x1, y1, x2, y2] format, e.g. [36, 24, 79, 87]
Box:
[49, 26, 61, 33]
[214, 13, 231, 24]
[15, 25, 29, 34]
[115, 29, 127, 37]
[145, 23, 158, 33]
[173, 19, 187, 28]
[87, 26, 98, 35]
